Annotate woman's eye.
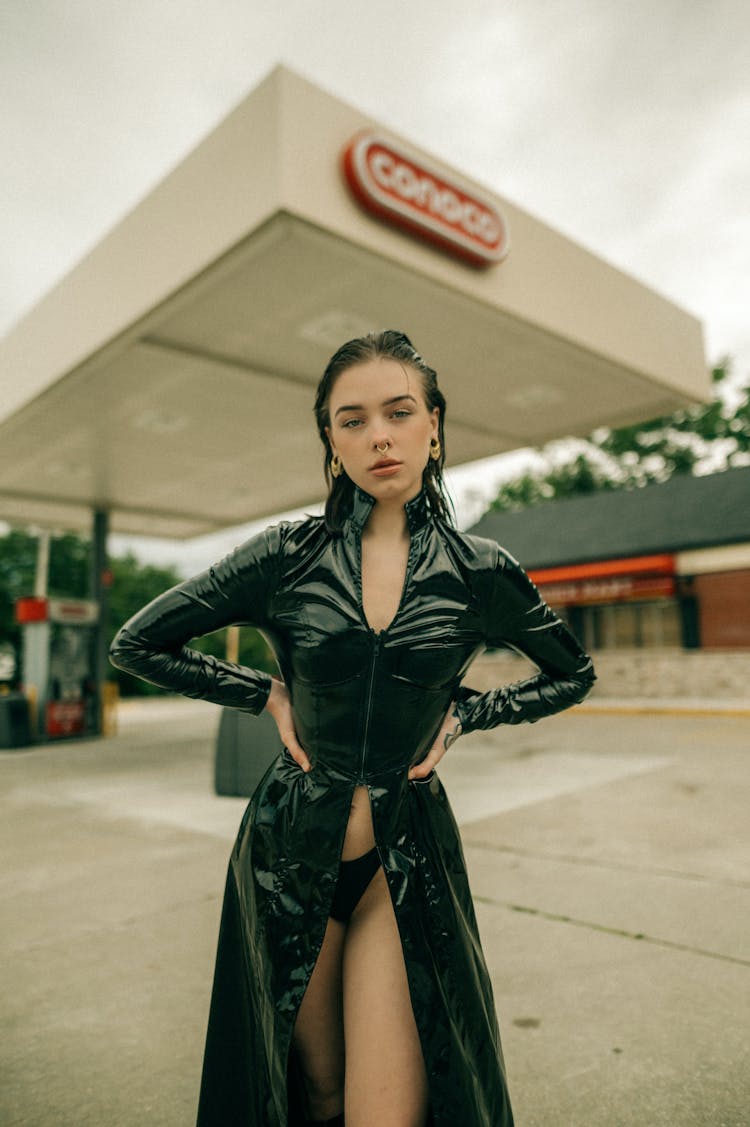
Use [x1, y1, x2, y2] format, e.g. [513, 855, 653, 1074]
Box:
[392, 409, 412, 419]
[342, 418, 362, 428]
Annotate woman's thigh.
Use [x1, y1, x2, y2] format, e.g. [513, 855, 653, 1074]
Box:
[291, 915, 347, 1113]
[342, 866, 429, 1126]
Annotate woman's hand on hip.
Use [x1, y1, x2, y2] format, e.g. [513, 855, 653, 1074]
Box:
[408, 701, 462, 781]
[264, 677, 311, 772]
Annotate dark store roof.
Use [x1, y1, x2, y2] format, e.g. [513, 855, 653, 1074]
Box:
[467, 464, 750, 569]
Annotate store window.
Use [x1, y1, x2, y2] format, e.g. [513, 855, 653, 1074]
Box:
[580, 599, 682, 650]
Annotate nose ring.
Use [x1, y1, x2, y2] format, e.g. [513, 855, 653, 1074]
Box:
[376, 442, 391, 455]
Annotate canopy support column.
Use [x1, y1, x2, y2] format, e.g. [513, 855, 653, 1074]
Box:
[89, 508, 111, 735]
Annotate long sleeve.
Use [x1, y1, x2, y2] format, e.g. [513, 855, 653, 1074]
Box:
[108, 523, 287, 713]
[454, 545, 595, 734]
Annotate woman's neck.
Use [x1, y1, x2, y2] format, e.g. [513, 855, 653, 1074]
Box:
[363, 497, 410, 542]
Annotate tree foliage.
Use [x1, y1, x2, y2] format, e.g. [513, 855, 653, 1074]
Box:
[0, 530, 91, 658]
[488, 361, 750, 514]
[0, 533, 276, 695]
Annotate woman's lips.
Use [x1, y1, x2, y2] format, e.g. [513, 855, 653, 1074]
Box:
[370, 462, 402, 477]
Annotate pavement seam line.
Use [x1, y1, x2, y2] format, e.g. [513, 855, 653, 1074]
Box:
[464, 840, 750, 889]
[473, 896, 750, 967]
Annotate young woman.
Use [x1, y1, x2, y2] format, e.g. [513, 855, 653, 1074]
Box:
[109, 330, 596, 1127]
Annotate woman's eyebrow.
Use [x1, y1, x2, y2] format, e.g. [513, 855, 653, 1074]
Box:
[334, 394, 418, 418]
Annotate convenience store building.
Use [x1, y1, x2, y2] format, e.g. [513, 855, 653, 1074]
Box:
[469, 465, 750, 651]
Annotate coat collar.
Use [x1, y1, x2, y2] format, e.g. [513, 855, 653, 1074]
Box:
[347, 484, 432, 536]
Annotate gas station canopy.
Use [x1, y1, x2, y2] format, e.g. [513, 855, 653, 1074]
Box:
[0, 67, 708, 539]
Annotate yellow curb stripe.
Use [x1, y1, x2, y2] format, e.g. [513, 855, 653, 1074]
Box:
[576, 704, 750, 718]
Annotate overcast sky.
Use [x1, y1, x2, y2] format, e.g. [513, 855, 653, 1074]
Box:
[2, 0, 748, 573]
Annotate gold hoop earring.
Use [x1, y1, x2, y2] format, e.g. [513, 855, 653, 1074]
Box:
[330, 454, 343, 478]
[429, 437, 441, 461]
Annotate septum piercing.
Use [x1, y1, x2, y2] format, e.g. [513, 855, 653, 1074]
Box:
[376, 442, 391, 455]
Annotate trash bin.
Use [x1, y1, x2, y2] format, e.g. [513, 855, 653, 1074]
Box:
[214, 706, 282, 797]
[0, 692, 34, 749]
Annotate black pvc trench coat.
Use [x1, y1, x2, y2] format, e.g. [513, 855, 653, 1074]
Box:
[109, 484, 596, 1127]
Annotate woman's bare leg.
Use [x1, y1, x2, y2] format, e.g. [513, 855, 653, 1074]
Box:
[290, 785, 375, 1118]
[292, 786, 427, 1124]
[291, 915, 347, 1120]
[343, 865, 429, 1126]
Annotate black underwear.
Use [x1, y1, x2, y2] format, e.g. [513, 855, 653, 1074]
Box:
[329, 846, 380, 923]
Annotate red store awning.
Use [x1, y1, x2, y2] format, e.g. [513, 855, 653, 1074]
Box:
[529, 555, 677, 606]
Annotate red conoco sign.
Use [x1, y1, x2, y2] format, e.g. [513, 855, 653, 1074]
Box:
[342, 131, 510, 267]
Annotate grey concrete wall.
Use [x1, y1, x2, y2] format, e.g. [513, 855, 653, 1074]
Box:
[469, 648, 750, 700]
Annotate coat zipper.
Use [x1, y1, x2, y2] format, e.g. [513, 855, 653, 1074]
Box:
[358, 632, 380, 782]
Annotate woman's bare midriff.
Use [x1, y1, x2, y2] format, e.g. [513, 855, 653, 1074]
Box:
[340, 784, 376, 860]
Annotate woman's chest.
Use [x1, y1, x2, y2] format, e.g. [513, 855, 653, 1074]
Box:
[268, 536, 485, 690]
[360, 534, 411, 635]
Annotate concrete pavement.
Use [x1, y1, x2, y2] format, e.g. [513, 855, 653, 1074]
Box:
[1, 697, 748, 1126]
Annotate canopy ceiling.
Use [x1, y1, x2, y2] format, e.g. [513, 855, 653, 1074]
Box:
[0, 68, 708, 538]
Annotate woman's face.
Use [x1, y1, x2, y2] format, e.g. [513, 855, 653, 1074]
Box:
[325, 358, 439, 506]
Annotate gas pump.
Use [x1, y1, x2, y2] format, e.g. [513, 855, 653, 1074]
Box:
[14, 596, 99, 740]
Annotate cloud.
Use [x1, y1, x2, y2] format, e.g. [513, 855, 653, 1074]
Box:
[2, 1, 748, 364]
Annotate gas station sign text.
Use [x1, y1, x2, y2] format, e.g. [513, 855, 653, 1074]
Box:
[342, 131, 509, 267]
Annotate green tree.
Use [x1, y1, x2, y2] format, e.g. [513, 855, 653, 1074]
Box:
[0, 530, 91, 669]
[488, 361, 749, 514]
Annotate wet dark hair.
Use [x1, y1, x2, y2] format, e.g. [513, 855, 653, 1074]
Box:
[313, 329, 453, 533]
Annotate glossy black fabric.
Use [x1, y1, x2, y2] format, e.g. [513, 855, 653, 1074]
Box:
[109, 484, 596, 1126]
